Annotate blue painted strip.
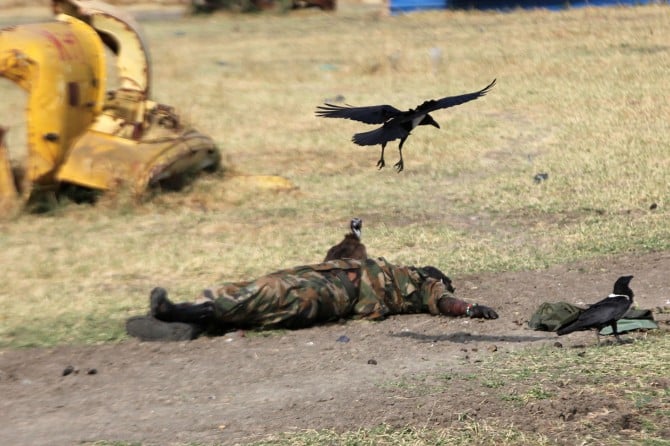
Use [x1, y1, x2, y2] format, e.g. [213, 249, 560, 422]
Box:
[390, 0, 659, 14]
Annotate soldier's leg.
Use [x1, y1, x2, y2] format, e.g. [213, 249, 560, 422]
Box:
[212, 273, 351, 329]
[150, 287, 215, 324]
[126, 288, 211, 342]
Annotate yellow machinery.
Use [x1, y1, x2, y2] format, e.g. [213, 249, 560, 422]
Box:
[0, 0, 222, 210]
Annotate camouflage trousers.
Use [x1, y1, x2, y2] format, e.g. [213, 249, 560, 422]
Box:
[206, 260, 362, 330]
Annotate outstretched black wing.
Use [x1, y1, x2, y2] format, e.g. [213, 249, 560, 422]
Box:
[315, 103, 403, 124]
[415, 79, 497, 115]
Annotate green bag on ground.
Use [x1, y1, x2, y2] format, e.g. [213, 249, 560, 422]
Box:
[528, 302, 583, 332]
[528, 302, 658, 334]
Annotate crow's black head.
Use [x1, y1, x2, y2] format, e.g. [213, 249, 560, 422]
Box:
[420, 265, 455, 293]
[612, 275, 634, 299]
[421, 114, 440, 129]
[350, 218, 362, 240]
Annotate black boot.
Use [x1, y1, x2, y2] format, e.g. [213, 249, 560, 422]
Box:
[126, 315, 205, 342]
[126, 288, 212, 342]
[150, 287, 215, 324]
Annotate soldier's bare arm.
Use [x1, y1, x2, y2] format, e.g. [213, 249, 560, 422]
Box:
[437, 296, 499, 319]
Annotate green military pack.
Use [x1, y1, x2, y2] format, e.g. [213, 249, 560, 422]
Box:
[528, 302, 583, 332]
[528, 302, 658, 334]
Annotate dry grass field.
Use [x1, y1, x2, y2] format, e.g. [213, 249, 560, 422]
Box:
[0, 3, 669, 445]
[1, 2, 668, 347]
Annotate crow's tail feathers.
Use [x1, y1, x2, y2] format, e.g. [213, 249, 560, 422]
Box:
[352, 127, 387, 146]
[556, 321, 579, 336]
[556, 326, 571, 336]
[352, 127, 405, 147]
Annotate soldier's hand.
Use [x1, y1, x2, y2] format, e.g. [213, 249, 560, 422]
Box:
[469, 304, 498, 319]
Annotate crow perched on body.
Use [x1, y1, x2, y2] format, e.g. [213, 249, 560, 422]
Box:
[315, 79, 496, 172]
[557, 275, 635, 345]
[323, 221, 454, 293]
[324, 217, 368, 262]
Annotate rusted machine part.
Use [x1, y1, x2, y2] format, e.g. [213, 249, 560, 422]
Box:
[0, 127, 19, 204]
[0, 15, 106, 191]
[58, 119, 221, 194]
[0, 0, 224, 209]
[52, 0, 151, 95]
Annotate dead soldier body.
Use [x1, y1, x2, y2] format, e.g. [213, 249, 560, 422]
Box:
[127, 257, 498, 341]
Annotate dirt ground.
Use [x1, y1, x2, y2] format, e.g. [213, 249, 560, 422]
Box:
[1, 251, 669, 445]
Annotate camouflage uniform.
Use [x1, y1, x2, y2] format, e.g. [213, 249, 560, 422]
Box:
[206, 257, 450, 330]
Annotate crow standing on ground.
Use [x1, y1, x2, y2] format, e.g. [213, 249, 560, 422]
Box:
[315, 79, 496, 172]
[324, 217, 368, 262]
[557, 275, 635, 345]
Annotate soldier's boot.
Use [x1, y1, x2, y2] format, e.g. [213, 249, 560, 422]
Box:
[150, 287, 215, 324]
[125, 288, 213, 342]
[126, 315, 204, 342]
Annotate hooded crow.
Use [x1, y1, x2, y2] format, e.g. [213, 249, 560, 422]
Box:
[315, 79, 496, 172]
[324, 217, 368, 262]
[557, 275, 635, 345]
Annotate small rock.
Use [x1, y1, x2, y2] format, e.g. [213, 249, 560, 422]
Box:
[62, 365, 75, 377]
[553, 342, 563, 348]
[367, 359, 377, 365]
[336, 335, 350, 343]
[86, 368, 97, 375]
[649, 203, 658, 210]
[488, 345, 498, 352]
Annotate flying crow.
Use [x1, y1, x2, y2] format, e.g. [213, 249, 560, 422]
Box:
[315, 79, 496, 172]
[557, 275, 635, 345]
[324, 217, 368, 261]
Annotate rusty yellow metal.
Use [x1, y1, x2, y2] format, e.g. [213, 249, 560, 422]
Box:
[0, 15, 106, 189]
[226, 175, 297, 191]
[0, 0, 224, 208]
[57, 104, 221, 192]
[52, 0, 151, 94]
[0, 127, 20, 208]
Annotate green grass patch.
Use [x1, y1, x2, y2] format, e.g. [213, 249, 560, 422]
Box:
[247, 423, 553, 446]
[365, 332, 669, 445]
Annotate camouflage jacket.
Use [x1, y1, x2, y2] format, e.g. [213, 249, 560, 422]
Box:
[207, 257, 451, 330]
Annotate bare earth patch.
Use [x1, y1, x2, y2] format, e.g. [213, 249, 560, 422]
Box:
[1, 251, 669, 445]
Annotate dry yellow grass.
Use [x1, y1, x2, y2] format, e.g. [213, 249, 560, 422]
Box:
[0, 3, 669, 347]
